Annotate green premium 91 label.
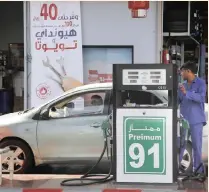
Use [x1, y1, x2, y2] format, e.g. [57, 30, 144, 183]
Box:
[124, 117, 166, 174]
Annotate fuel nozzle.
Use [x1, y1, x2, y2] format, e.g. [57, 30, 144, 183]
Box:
[101, 113, 112, 139]
[178, 114, 190, 130]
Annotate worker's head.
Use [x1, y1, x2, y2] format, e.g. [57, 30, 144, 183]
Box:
[91, 95, 103, 106]
[180, 62, 197, 81]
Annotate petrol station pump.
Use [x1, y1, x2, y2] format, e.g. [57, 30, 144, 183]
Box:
[60, 63, 206, 188]
[112, 64, 178, 184]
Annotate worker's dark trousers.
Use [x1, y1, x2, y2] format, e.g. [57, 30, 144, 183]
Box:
[179, 123, 203, 173]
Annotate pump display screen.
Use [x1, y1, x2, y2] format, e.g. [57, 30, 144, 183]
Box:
[150, 76, 161, 79]
[150, 71, 161, 74]
[128, 76, 138, 79]
[128, 71, 138, 75]
[122, 69, 166, 85]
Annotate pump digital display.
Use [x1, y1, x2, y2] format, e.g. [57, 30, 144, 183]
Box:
[150, 71, 161, 74]
[123, 69, 166, 85]
[128, 76, 138, 79]
[150, 76, 161, 79]
[152, 80, 160, 83]
[128, 71, 138, 75]
[130, 80, 137, 83]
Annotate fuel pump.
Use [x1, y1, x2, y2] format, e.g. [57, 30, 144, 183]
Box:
[112, 64, 178, 184]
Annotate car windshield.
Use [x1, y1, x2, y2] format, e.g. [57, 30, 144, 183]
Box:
[22, 86, 169, 114]
[163, 96, 168, 101]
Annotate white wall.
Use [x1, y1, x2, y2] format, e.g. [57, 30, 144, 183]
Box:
[81, 1, 159, 63]
[26, 1, 161, 108]
[1, 1, 160, 105]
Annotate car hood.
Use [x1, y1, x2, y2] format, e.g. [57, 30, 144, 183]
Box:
[0, 112, 26, 126]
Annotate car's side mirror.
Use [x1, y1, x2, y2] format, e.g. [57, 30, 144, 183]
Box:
[40, 108, 49, 120]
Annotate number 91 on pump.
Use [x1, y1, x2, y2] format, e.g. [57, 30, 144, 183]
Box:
[112, 64, 178, 184]
[125, 117, 165, 173]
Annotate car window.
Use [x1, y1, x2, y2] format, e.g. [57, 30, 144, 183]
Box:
[49, 91, 107, 119]
[130, 91, 162, 105]
[109, 90, 163, 112]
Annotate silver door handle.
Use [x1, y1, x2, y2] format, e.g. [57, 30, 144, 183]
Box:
[90, 123, 101, 128]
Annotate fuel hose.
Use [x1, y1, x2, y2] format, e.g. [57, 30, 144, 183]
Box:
[60, 115, 113, 186]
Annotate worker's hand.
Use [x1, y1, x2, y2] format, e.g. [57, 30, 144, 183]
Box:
[179, 83, 186, 95]
[61, 76, 83, 92]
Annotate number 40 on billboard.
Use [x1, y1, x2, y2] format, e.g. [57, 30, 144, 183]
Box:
[40, 3, 58, 20]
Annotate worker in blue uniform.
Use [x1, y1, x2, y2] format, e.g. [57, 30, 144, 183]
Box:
[178, 62, 206, 175]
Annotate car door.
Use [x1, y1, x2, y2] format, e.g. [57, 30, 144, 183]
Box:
[36, 89, 111, 162]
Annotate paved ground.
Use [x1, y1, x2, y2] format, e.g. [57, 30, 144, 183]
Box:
[0, 174, 208, 192]
[0, 163, 207, 191]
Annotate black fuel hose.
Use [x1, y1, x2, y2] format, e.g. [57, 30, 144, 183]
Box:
[60, 138, 113, 186]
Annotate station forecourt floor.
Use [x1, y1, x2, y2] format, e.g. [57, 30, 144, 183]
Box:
[0, 174, 207, 192]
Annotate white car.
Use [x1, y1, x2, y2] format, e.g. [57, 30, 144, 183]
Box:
[0, 83, 207, 174]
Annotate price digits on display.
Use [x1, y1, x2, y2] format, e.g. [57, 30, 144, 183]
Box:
[40, 3, 58, 20]
[124, 117, 166, 174]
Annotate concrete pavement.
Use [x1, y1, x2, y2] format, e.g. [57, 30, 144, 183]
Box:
[0, 174, 207, 192]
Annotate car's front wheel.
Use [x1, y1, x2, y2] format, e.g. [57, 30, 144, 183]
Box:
[0, 139, 34, 174]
